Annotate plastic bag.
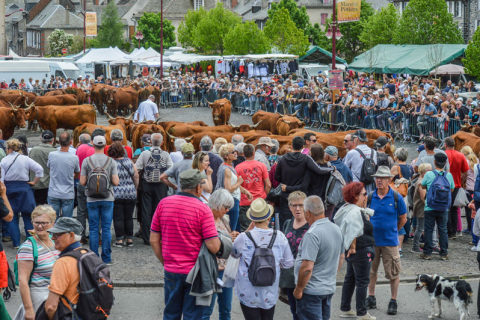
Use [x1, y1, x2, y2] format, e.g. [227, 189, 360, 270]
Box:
[454, 188, 469, 208]
[222, 256, 240, 288]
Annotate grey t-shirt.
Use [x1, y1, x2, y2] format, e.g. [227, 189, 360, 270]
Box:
[344, 144, 378, 182]
[80, 153, 118, 202]
[165, 159, 193, 189]
[416, 149, 450, 171]
[294, 218, 343, 296]
[47, 151, 80, 199]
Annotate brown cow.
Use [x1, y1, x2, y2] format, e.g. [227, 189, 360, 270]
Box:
[34, 94, 78, 106]
[453, 131, 480, 155]
[44, 89, 66, 96]
[276, 114, 305, 135]
[64, 88, 87, 104]
[28, 105, 97, 142]
[209, 98, 232, 126]
[106, 87, 139, 116]
[252, 111, 304, 135]
[0, 107, 29, 139]
[131, 124, 166, 151]
[73, 123, 127, 147]
[90, 84, 116, 115]
[106, 113, 135, 140]
[186, 130, 273, 153]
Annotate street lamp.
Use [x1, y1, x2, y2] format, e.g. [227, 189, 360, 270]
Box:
[134, 30, 143, 49]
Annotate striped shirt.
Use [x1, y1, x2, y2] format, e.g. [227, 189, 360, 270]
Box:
[16, 239, 60, 288]
[151, 193, 218, 274]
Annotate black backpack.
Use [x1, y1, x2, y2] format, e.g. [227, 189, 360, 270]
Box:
[61, 248, 114, 319]
[245, 230, 277, 287]
[143, 149, 168, 183]
[377, 152, 390, 167]
[86, 157, 111, 198]
[356, 148, 376, 185]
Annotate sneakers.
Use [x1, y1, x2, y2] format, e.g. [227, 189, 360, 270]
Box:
[471, 246, 480, 252]
[339, 310, 356, 318]
[420, 253, 432, 260]
[366, 295, 376, 310]
[358, 313, 376, 320]
[432, 246, 441, 254]
[387, 299, 397, 315]
[410, 247, 422, 253]
[440, 255, 449, 261]
[399, 249, 403, 258]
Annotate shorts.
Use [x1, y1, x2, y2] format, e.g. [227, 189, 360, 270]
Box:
[370, 246, 401, 280]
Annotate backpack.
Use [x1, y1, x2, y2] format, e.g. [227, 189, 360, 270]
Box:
[86, 157, 111, 198]
[245, 230, 277, 287]
[325, 163, 346, 207]
[474, 164, 480, 202]
[14, 236, 38, 286]
[356, 148, 376, 185]
[377, 152, 390, 167]
[426, 170, 452, 211]
[143, 149, 168, 183]
[60, 248, 114, 319]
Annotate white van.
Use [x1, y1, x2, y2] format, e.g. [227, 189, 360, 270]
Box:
[0, 60, 80, 83]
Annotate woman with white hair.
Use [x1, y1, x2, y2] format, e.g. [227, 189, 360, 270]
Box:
[170, 138, 186, 164]
[203, 189, 238, 320]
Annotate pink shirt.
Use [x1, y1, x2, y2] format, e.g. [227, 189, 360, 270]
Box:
[151, 193, 218, 274]
[76, 144, 95, 169]
[301, 148, 310, 155]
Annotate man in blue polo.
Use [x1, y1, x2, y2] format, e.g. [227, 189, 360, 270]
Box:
[366, 166, 407, 316]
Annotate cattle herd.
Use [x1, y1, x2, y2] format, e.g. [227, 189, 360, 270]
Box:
[3, 86, 475, 155]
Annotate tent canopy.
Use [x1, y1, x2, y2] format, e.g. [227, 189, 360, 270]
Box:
[299, 46, 347, 65]
[348, 44, 467, 75]
[75, 47, 130, 65]
[430, 63, 464, 75]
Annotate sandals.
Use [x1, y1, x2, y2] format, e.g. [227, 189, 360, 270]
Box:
[114, 241, 124, 248]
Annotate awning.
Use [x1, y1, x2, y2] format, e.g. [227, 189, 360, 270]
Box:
[299, 46, 347, 65]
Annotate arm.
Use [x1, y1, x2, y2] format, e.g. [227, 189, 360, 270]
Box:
[18, 260, 35, 320]
[223, 169, 242, 193]
[398, 214, 407, 230]
[160, 173, 177, 190]
[79, 175, 86, 186]
[132, 164, 140, 189]
[149, 231, 163, 264]
[0, 182, 13, 222]
[205, 237, 221, 255]
[264, 177, 271, 195]
[293, 260, 315, 300]
[45, 292, 61, 320]
[306, 156, 333, 175]
[111, 175, 120, 186]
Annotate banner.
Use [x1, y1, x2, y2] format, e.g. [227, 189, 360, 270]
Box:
[328, 70, 344, 90]
[86, 12, 97, 36]
[337, 0, 361, 23]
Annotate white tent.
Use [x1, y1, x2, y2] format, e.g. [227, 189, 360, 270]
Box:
[75, 47, 130, 64]
[164, 52, 221, 64]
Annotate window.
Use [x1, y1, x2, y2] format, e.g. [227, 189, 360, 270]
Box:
[194, 0, 204, 10]
[321, 13, 328, 25]
[454, 1, 460, 17]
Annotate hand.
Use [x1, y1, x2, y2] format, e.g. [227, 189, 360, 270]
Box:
[24, 307, 35, 320]
[27, 181, 36, 186]
[281, 184, 287, 192]
[347, 247, 356, 258]
[206, 166, 213, 176]
[293, 287, 303, 300]
[230, 231, 239, 242]
[468, 201, 475, 210]
[246, 191, 253, 201]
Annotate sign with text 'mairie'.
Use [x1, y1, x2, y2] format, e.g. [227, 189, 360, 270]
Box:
[337, 0, 362, 23]
[328, 70, 344, 90]
[86, 12, 97, 36]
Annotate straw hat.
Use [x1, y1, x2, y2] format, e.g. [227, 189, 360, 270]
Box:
[246, 198, 274, 222]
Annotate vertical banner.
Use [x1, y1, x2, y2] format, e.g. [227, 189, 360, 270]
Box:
[337, 0, 361, 23]
[85, 12, 97, 36]
[328, 70, 344, 90]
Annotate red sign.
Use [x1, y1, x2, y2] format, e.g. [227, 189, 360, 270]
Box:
[62, 48, 67, 54]
[328, 70, 344, 90]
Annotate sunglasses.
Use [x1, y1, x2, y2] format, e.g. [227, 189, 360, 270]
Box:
[310, 139, 317, 143]
[344, 139, 352, 143]
[33, 221, 51, 227]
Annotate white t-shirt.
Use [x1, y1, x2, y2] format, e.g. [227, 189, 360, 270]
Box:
[134, 100, 158, 122]
[344, 144, 378, 182]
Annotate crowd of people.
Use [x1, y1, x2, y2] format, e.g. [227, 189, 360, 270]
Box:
[0, 116, 480, 319]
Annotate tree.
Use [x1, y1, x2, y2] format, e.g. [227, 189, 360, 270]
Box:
[463, 27, 480, 79]
[70, 36, 99, 54]
[337, 0, 375, 63]
[193, 3, 241, 54]
[178, 7, 207, 51]
[268, 0, 310, 32]
[264, 8, 309, 56]
[48, 29, 73, 56]
[224, 21, 270, 55]
[97, 1, 124, 48]
[310, 23, 331, 50]
[359, 3, 398, 49]
[394, 0, 463, 44]
[138, 13, 176, 52]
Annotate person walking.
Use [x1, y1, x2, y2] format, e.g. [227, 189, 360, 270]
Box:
[232, 198, 294, 320]
[0, 139, 43, 248]
[108, 141, 139, 248]
[47, 132, 80, 218]
[80, 135, 119, 264]
[28, 130, 56, 205]
[150, 169, 221, 319]
[411, 163, 432, 253]
[334, 182, 376, 320]
[366, 166, 407, 316]
[293, 196, 343, 320]
[133, 95, 159, 122]
[14, 205, 59, 320]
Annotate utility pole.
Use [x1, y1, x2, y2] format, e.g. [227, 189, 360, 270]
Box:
[160, 0, 163, 79]
[332, 0, 336, 70]
[83, 0, 86, 53]
[0, 0, 6, 56]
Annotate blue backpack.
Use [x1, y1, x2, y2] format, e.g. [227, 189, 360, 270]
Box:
[474, 164, 480, 202]
[426, 171, 451, 211]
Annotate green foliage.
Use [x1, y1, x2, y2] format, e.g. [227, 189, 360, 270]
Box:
[97, 1, 124, 48]
[268, 0, 310, 32]
[224, 21, 271, 55]
[193, 3, 241, 54]
[120, 40, 132, 53]
[264, 8, 309, 56]
[310, 23, 331, 51]
[394, 0, 463, 44]
[463, 27, 480, 79]
[138, 13, 176, 52]
[359, 3, 398, 49]
[70, 36, 99, 54]
[48, 29, 73, 56]
[178, 7, 207, 51]
[337, 0, 375, 63]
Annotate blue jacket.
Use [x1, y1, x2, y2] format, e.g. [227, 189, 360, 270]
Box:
[330, 159, 353, 183]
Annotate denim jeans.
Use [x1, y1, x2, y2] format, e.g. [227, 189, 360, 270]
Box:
[48, 197, 74, 218]
[340, 247, 372, 316]
[164, 271, 208, 320]
[284, 288, 299, 320]
[203, 271, 233, 320]
[413, 217, 425, 251]
[296, 293, 333, 320]
[76, 185, 88, 237]
[227, 198, 240, 232]
[424, 210, 448, 256]
[87, 200, 114, 263]
[8, 212, 33, 248]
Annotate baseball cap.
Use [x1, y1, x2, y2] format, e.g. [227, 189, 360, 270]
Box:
[324, 146, 338, 157]
[48, 217, 83, 235]
[92, 135, 106, 147]
[180, 169, 207, 190]
[181, 142, 195, 154]
[354, 129, 368, 142]
[41, 130, 54, 140]
[375, 136, 389, 149]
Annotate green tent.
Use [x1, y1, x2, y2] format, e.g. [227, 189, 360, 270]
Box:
[348, 44, 467, 75]
[299, 46, 347, 65]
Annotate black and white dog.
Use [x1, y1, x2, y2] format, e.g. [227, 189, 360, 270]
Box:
[415, 274, 473, 320]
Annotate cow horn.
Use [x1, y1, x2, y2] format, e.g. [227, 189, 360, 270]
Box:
[126, 113, 134, 120]
[251, 120, 263, 128]
[8, 102, 14, 108]
[283, 120, 291, 124]
[291, 110, 299, 117]
[10, 105, 17, 111]
[185, 136, 193, 142]
[106, 113, 114, 120]
[27, 102, 34, 109]
[167, 132, 180, 140]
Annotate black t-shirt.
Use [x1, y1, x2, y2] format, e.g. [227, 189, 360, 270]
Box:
[0, 198, 10, 251]
[283, 219, 309, 258]
[356, 212, 375, 250]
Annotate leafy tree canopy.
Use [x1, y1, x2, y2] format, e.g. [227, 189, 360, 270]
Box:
[268, 0, 310, 32]
[359, 3, 398, 49]
[463, 27, 480, 79]
[178, 7, 207, 51]
[97, 1, 124, 48]
[138, 13, 176, 52]
[224, 21, 271, 55]
[48, 29, 73, 56]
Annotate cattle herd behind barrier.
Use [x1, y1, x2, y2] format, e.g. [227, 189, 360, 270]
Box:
[0, 87, 405, 154]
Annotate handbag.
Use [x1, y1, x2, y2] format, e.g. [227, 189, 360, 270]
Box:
[390, 165, 409, 197]
[270, 184, 282, 197]
[454, 188, 470, 207]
